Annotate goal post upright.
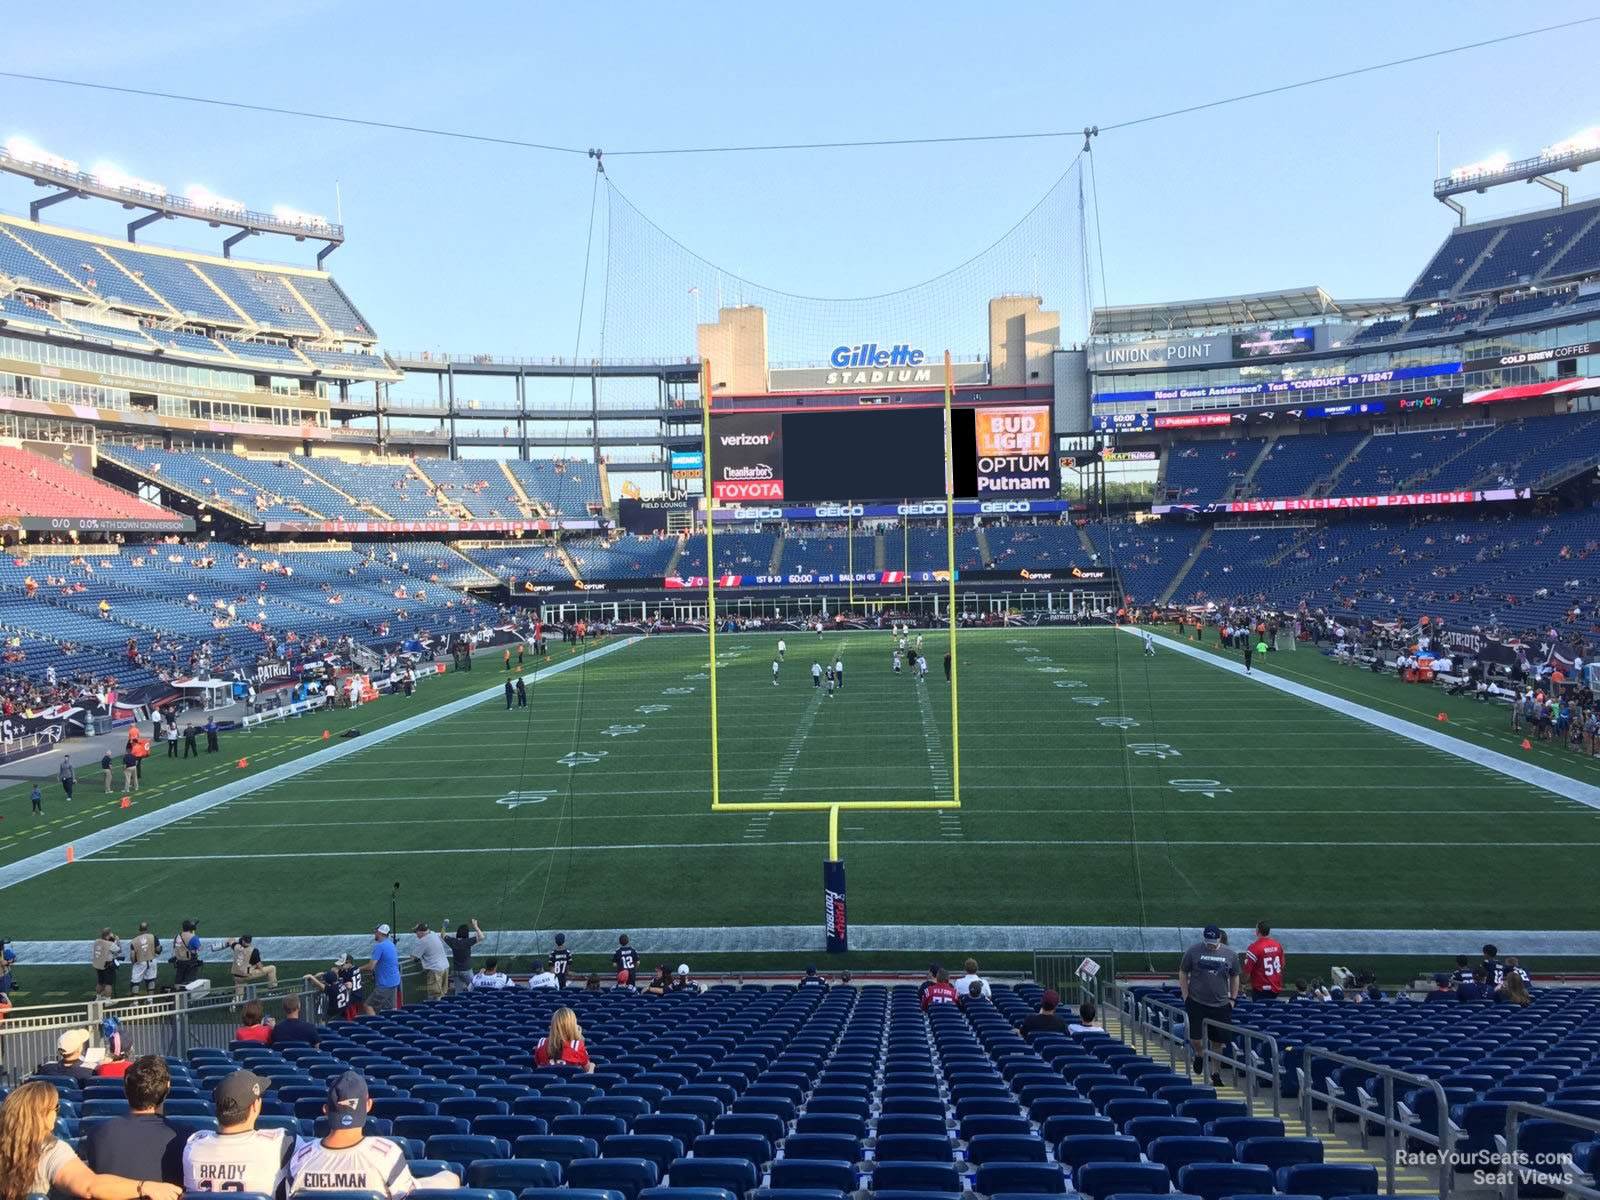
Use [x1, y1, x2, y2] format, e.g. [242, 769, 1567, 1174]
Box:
[943, 351, 961, 810]
[700, 357, 721, 812]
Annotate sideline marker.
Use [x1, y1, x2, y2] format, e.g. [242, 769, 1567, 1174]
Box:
[1437, 712, 1448, 722]
[119, 796, 130, 809]
[1521, 738, 1533, 750]
[237, 756, 249, 769]
[65, 845, 74, 863]
[321, 730, 330, 740]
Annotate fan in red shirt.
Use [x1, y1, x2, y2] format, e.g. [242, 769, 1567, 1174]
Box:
[920, 968, 959, 1009]
[534, 1007, 595, 1073]
[1243, 922, 1286, 999]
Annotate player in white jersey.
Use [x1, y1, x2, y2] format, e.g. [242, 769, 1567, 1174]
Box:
[917, 653, 929, 679]
[915, 634, 924, 653]
[289, 1071, 458, 1196]
[184, 1070, 292, 1198]
[771, 658, 780, 686]
[898, 635, 907, 652]
[811, 661, 823, 688]
[1143, 630, 1155, 656]
[777, 638, 786, 661]
[834, 658, 844, 690]
[892, 648, 902, 673]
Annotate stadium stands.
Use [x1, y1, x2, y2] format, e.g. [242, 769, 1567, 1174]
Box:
[986, 525, 1084, 572]
[777, 531, 878, 575]
[564, 535, 680, 581]
[0, 446, 176, 522]
[466, 542, 576, 585]
[506, 459, 605, 517]
[1162, 438, 1264, 503]
[1459, 209, 1593, 294]
[675, 532, 778, 577]
[1246, 432, 1366, 500]
[417, 459, 529, 520]
[1083, 521, 1208, 601]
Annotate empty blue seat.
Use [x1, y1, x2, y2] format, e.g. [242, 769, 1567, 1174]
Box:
[873, 1135, 954, 1163]
[766, 1160, 853, 1192]
[1236, 1136, 1323, 1168]
[518, 1189, 623, 1200]
[1124, 1116, 1202, 1149]
[568, 1156, 660, 1200]
[1203, 1117, 1284, 1147]
[869, 1163, 962, 1193]
[167, 1116, 220, 1138]
[513, 1135, 598, 1170]
[1056, 1134, 1142, 1170]
[466, 1159, 562, 1190]
[1073, 1162, 1173, 1200]
[604, 1135, 684, 1178]
[792, 1114, 866, 1139]
[714, 1114, 785, 1145]
[1041, 1114, 1115, 1142]
[1103, 1099, 1170, 1127]
[589, 1096, 651, 1126]
[959, 1116, 1033, 1140]
[1029, 1097, 1097, 1122]
[662, 1095, 725, 1124]
[781, 1134, 860, 1164]
[635, 1114, 705, 1143]
[972, 1163, 1067, 1196]
[641, 1188, 737, 1200]
[428, 1134, 511, 1162]
[1275, 1163, 1379, 1199]
[1176, 1161, 1275, 1200]
[476, 1116, 548, 1142]
[1177, 1100, 1249, 1124]
[516, 1097, 581, 1122]
[967, 1134, 1049, 1164]
[667, 1156, 760, 1196]
[876, 1114, 947, 1137]
[557, 1115, 631, 1143]
[1147, 1135, 1234, 1181]
[394, 1115, 471, 1140]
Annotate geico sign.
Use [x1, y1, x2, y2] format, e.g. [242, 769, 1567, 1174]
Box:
[979, 500, 1036, 513]
[815, 504, 864, 518]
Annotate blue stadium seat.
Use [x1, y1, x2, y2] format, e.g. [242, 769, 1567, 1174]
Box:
[1147, 1135, 1234, 1181]
[1124, 1116, 1202, 1149]
[1274, 1163, 1379, 1199]
[466, 1160, 562, 1190]
[1072, 1162, 1173, 1200]
[373, 1097, 438, 1119]
[972, 1163, 1067, 1196]
[966, 1134, 1049, 1164]
[1235, 1136, 1323, 1168]
[567, 1157, 660, 1200]
[1103, 1098, 1170, 1127]
[713, 1114, 785, 1146]
[516, 1096, 582, 1122]
[876, 1114, 948, 1137]
[1041, 1114, 1115, 1142]
[1174, 1161, 1275, 1200]
[766, 1160, 854, 1192]
[428, 1134, 512, 1162]
[635, 1114, 705, 1143]
[666, 1156, 760, 1196]
[513, 1135, 598, 1170]
[693, 1133, 770, 1165]
[872, 1135, 955, 1163]
[1203, 1117, 1284, 1147]
[556, 1115, 631, 1143]
[780, 1134, 860, 1164]
[793, 1114, 866, 1139]
[869, 1163, 962, 1193]
[603, 1135, 684, 1178]
[1056, 1134, 1142, 1170]
[394, 1115, 471, 1140]
[476, 1116, 549, 1141]
[518, 1190, 623, 1200]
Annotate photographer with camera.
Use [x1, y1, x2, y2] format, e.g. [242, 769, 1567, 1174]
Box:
[170, 919, 203, 991]
[91, 929, 122, 999]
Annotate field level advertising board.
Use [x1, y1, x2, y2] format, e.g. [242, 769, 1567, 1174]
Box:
[710, 405, 1057, 502]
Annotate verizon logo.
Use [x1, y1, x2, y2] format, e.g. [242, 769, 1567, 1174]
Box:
[719, 433, 775, 446]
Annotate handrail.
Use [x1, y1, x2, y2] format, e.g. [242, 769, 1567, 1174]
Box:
[1499, 1101, 1600, 1200]
[1301, 1044, 1455, 1199]
[1130, 994, 1280, 1116]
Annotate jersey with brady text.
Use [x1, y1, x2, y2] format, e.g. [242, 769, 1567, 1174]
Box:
[183, 1127, 291, 1198]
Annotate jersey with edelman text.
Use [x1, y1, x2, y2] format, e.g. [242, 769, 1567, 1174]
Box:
[288, 1136, 420, 1197]
[183, 1128, 291, 1198]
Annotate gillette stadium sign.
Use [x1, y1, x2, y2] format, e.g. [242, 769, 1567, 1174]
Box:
[769, 344, 989, 392]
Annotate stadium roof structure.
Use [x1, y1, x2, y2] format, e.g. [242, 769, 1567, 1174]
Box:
[1090, 286, 1407, 336]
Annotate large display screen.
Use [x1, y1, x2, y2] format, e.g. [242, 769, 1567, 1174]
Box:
[1231, 326, 1316, 359]
[709, 405, 1057, 502]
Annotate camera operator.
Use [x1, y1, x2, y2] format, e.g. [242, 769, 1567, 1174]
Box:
[91, 928, 123, 999]
[0, 938, 16, 995]
[170, 919, 203, 991]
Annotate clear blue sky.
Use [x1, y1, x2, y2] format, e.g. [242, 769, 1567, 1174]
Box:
[3, 2, 1598, 358]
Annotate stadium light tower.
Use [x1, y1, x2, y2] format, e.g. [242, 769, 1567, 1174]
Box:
[1434, 126, 1600, 224]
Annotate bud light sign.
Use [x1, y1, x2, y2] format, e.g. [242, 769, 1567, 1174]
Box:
[823, 859, 847, 954]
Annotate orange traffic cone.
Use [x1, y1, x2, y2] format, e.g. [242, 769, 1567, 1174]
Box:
[119, 796, 130, 809]
[65, 845, 74, 863]
[237, 756, 249, 769]
[322, 730, 331, 740]
[1437, 712, 1448, 722]
[1521, 738, 1533, 750]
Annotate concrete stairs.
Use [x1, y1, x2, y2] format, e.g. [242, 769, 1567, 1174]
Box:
[974, 524, 993, 567]
[1156, 526, 1214, 604]
[1235, 437, 1277, 498]
[498, 460, 540, 518]
[297, 460, 392, 520]
[767, 537, 785, 574]
[1316, 433, 1373, 497]
[663, 535, 687, 579]
[408, 460, 472, 520]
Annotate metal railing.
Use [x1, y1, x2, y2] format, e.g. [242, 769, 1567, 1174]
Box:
[1031, 949, 1116, 1009]
[1301, 1045, 1454, 1198]
[1498, 1102, 1600, 1200]
[1132, 994, 1282, 1117]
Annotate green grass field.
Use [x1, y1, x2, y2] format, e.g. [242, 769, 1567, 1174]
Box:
[3, 624, 1598, 971]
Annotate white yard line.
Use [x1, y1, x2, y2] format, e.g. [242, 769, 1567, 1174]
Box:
[1131, 627, 1600, 807]
[0, 637, 642, 894]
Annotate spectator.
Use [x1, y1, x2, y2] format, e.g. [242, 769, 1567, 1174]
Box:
[1457, 968, 1489, 1003]
[358, 924, 401, 1013]
[1496, 972, 1533, 1006]
[287, 1072, 458, 1196]
[920, 967, 958, 1009]
[612, 934, 637, 986]
[1242, 921, 1285, 999]
[1019, 989, 1068, 1035]
[1481, 943, 1506, 989]
[226, 935, 277, 1000]
[446, 919, 483, 993]
[1069, 1000, 1103, 1034]
[798, 965, 827, 991]
[83, 1055, 184, 1185]
[669, 964, 699, 994]
[411, 923, 448, 1000]
[304, 955, 362, 1020]
[1449, 954, 1475, 988]
[183, 1070, 291, 1195]
[535, 1007, 594, 1073]
[959, 979, 988, 1008]
[952, 957, 991, 1000]
[1505, 955, 1532, 986]
[917, 964, 940, 1002]
[269, 995, 320, 1046]
[92, 929, 121, 999]
[471, 958, 510, 990]
[1424, 973, 1455, 1002]
[526, 961, 558, 990]
[1179, 924, 1239, 1086]
[0, 1081, 182, 1200]
[583, 973, 601, 991]
[233, 1001, 272, 1045]
[1290, 978, 1310, 1000]
[645, 965, 671, 996]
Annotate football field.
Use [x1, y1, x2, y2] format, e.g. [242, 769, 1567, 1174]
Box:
[4, 625, 1599, 959]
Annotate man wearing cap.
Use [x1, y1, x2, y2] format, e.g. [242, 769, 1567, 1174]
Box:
[304, 955, 362, 1020]
[1019, 989, 1069, 1036]
[85, 1055, 184, 1186]
[411, 922, 449, 1001]
[35, 1028, 97, 1083]
[185, 1069, 293, 1197]
[1424, 973, 1456, 1003]
[798, 965, 828, 991]
[288, 1071, 459, 1196]
[470, 958, 511, 989]
[669, 964, 699, 994]
[1179, 924, 1240, 1086]
[357, 925, 402, 1013]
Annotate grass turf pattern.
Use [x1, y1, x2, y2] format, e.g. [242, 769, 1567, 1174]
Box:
[3, 627, 1596, 943]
